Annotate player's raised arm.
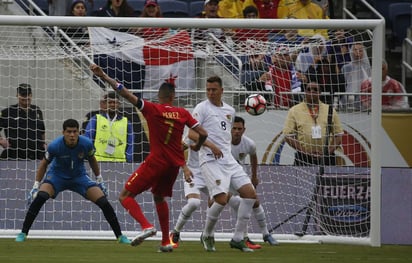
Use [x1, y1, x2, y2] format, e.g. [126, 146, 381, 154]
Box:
[90, 64, 139, 106]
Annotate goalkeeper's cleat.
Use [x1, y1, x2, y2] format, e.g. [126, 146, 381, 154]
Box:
[117, 235, 131, 244]
[131, 227, 157, 246]
[15, 232, 27, 242]
[230, 239, 254, 252]
[244, 237, 262, 249]
[200, 233, 216, 252]
[158, 244, 174, 253]
[263, 234, 278, 246]
[169, 230, 180, 248]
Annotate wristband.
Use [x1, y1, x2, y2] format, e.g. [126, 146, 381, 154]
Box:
[33, 181, 40, 188]
[116, 83, 124, 92]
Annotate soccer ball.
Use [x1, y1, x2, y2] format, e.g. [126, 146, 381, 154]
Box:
[244, 94, 267, 116]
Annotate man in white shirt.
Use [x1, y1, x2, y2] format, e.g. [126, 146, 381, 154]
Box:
[192, 76, 257, 252]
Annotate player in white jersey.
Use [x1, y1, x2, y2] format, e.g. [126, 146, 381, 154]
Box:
[192, 76, 257, 252]
[229, 116, 278, 248]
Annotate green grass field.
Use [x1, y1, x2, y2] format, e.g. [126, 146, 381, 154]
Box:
[1, 239, 411, 263]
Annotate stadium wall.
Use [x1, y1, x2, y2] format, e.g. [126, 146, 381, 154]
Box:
[0, 162, 411, 245]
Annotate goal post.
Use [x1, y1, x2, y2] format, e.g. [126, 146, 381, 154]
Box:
[0, 15, 384, 247]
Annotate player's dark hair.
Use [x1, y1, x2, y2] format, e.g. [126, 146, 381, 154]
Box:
[158, 82, 175, 98]
[63, 119, 79, 130]
[207, 76, 222, 87]
[234, 116, 245, 125]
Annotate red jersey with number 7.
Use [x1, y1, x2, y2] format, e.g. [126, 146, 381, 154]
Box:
[141, 100, 199, 166]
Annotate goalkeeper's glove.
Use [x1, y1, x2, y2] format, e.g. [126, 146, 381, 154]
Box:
[27, 181, 40, 205]
[96, 175, 108, 196]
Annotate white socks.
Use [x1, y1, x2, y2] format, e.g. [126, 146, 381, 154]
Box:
[174, 198, 201, 232]
[203, 202, 225, 237]
[253, 205, 269, 236]
[232, 198, 255, 242]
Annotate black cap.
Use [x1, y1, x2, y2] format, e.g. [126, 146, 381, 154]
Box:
[102, 91, 120, 100]
[17, 83, 32, 96]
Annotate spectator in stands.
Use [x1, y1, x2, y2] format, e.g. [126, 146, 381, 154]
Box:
[84, 92, 134, 162]
[270, 27, 307, 53]
[243, 0, 280, 19]
[283, 81, 344, 166]
[140, 0, 162, 17]
[48, 0, 93, 16]
[232, 6, 269, 42]
[277, 0, 328, 38]
[327, 29, 353, 73]
[63, 0, 89, 46]
[306, 56, 345, 106]
[96, 0, 134, 17]
[193, 0, 227, 44]
[241, 53, 271, 98]
[218, 0, 244, 18]
[135, 0, 168, 40]
[200, 0, 220, 18]
[0, 84, 46, 160]
[360, 60, 410, 111]
[259, 45, 304, 108]
[295, 34, 328, 74]
[341, 42, 371, 111]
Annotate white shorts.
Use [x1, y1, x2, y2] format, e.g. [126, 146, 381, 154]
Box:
[200, 161, 251, 198]
[183, 166, 209, 197]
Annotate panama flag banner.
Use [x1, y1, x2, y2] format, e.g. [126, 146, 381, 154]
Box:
[89, 27, 195, 98]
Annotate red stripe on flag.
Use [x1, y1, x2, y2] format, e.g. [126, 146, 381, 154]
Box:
[143, 30, 194, 66]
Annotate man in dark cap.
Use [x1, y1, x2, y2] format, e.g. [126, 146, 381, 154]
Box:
[0, 84, 46, 160]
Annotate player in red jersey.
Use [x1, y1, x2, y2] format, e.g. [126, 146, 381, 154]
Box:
[90, 64, 208, 252]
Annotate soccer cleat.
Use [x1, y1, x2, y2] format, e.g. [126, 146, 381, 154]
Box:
[131, 227, 157, 246]
[117, 235, 131, 244]
[263, 234, 278, 246]
[245, 237, 262, 249]
[15, 232, 27, 242]
[169, 230, 180, 248]
[230, 239, 254, 252]
[200, 233, 216, 252]
[158, 244, 174, 253]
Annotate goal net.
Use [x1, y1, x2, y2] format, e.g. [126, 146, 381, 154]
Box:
[0, 10, 384, 246]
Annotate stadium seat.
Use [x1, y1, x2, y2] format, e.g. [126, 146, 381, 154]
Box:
[158, 0, 189, 18]
[189, 1, 204, 17]
[128, 0, 146, 17]
[368, 0, 411, 23]
[87, 0, 107, 16]
[388, 2, 412, 49]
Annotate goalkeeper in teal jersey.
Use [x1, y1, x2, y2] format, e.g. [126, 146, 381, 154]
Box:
[15, 119, 130, 244]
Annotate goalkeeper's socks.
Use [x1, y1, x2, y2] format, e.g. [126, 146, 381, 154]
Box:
[96, 196, 122, 238]
[22, 191, 49, 234]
